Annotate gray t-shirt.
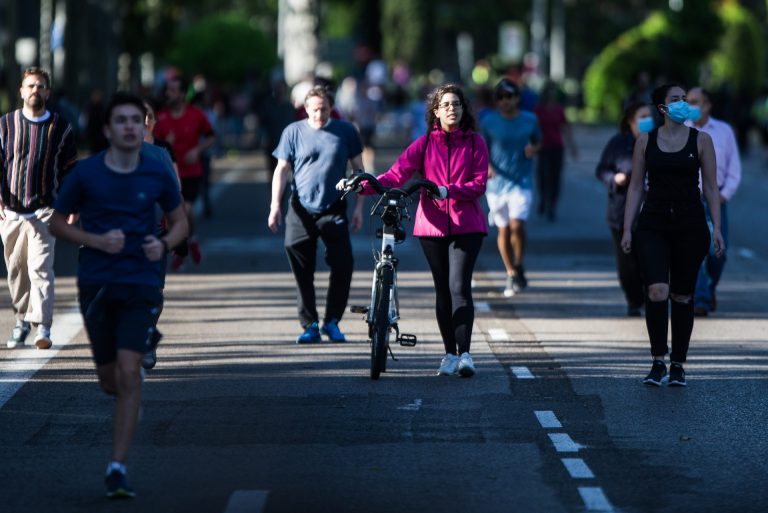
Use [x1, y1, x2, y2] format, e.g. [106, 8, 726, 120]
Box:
[273, 119, 362, 214]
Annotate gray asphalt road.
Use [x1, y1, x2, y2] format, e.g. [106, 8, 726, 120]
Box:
[0, 125, 766, 513]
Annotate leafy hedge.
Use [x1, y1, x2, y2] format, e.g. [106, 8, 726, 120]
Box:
[166, 12, 277, 83]
[708, 1, 764, 97]
[582, 12, 672, 121]
[581, 2, 763, 122]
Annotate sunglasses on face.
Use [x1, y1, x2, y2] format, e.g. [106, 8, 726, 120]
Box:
[496, 93, 517, 100]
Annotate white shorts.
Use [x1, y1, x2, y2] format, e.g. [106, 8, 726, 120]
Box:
[486, 188, 533, 226]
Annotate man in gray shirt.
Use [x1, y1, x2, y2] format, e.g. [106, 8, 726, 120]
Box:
[268, 86, 364, 343]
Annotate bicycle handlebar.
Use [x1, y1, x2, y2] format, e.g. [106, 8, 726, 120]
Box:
[341, 172, 440, 200]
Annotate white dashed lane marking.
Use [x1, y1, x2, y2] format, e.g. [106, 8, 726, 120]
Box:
[578, 486, 615, 512]
[511, 366, 535, 379]
[487, 328, 508, 341]
[548, 433, 586, 453]
[561, 458, 595, 479]
[534, 410, 563, 428]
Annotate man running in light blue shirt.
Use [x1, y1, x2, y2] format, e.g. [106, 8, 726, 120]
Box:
[481, 78, 541, 297]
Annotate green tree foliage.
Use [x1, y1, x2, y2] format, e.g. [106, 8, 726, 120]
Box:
[380, 0, 429, 71]
[707, 0, 764, 96]
[582, 2, 723, 121]
[166, 12, 276, 83]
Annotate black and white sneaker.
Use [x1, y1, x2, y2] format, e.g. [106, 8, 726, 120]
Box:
[141, 328, 162, 370]
[512, 265, 528, 292]
[668, 363, 687, 387]
[643, 360, 667, 386]
[6, 321, 30, 348]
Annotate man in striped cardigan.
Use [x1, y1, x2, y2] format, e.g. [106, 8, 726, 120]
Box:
[0, 67, 77, 349]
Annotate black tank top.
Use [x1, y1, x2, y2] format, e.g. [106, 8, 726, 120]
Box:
[644, 127, 701, 205]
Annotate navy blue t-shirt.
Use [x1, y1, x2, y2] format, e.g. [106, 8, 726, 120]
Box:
[273, 119, 362, 214]
[53, 153, 182, 287]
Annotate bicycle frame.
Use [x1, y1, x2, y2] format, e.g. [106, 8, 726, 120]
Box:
[344, 173, 438, 379]
[366, 195, 406, 340]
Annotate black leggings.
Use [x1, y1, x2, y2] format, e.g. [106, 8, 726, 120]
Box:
[419, 233, 484, 355]
[634, 209, 710, 362]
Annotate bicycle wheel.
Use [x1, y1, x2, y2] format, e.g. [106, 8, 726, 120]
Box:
[370, 266, 393, 380]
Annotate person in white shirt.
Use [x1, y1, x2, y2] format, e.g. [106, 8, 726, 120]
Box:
[686, 87, 741, 316]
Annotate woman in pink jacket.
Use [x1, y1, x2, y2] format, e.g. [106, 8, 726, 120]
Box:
[367, 83, 488, 377]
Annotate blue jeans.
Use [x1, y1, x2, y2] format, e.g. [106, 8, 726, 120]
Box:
[694, 200, 728, 311]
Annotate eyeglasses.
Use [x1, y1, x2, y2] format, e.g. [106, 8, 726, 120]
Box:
[24, 83, 48, 91]
[439, 101, 462, 110]
[496, 93, 516, 100]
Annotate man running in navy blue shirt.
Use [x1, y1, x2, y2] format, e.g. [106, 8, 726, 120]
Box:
[49, 92, 188, 499]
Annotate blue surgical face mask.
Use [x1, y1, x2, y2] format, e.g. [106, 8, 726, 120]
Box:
[688, 105, 702, 122]
[666, 100, 690, 124]
[637, 116, 654, 133]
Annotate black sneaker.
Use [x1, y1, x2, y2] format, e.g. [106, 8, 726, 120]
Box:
[668, 363, 687, 387]
[643, 360, 667, 386]
[512, 265, 528, 292]
[141, 328, 162, 370]
[105, 469, 135, 499]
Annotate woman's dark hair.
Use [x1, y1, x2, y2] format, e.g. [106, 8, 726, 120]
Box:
[104, 92, 147, 125]
[651, 82, 685, 123]
[425, 83, 477, 132]
[619, 101, 648, 133]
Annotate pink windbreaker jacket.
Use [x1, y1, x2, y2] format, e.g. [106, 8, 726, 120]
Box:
[369, 128, 488, 237]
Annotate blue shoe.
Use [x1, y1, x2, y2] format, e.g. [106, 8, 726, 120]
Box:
[296, 322, 321, 344]
[320, 319, 346, 342]
[105, 469, 135, 499]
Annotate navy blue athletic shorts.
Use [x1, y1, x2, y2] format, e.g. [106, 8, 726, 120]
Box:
[78, 283, 162, 365]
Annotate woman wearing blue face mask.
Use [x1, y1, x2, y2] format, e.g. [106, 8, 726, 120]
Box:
[595, 101, 652, 317]
[621, 83, 724, 388]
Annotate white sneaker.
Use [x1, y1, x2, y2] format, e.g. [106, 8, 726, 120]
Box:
[437, 353, 459, 376]
[458, 352, 476, 377]
[503, 276, 516, 297]
[34, 324, 52, 349]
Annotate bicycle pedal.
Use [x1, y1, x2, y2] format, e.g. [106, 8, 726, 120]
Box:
[398, 333, 417, 346]
[350, 305, 369, 314]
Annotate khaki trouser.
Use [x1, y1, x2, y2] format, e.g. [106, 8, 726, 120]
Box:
[0, 208, 56, 326]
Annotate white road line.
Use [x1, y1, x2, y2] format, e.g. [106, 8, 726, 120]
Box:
[511, 366, 535, 379]
[561, 458, 595, 479]
[534, 410, 562, 428]
[487, 328, 508, 341]
[578, 486, 614, 512]
[0, 309, 83, 410]
[548, 433, 586, 452]
[475, 301, 491, 313]
[223, 490, 270, 513]
[398, 399, 423, 411]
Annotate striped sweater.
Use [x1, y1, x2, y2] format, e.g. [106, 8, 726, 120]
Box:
[0, 109, 77, 213]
